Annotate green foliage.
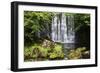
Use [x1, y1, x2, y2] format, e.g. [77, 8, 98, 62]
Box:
[24, 47, 33, 60]
[74, 14, 90, 25]
[24, 11, 54, 45]
[49, 44, 64, 60]
[49, 53, 58, 59]
[24, 40, 64, 61]
[67, 47, 89, 59]
[65, 13, 90, 32]
[74, 14, 90, 32]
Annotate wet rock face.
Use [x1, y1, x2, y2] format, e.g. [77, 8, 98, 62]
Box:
[42, 39, 55, 48]
[75, 25, 90, 49]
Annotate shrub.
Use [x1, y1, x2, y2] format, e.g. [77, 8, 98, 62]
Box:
[24, 47, 33, 60]
[49, 44, 64, 60]
[67, 47, 87, 59]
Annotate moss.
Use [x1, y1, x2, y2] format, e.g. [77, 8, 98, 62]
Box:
[24, 39, 90, 61]
[67, 47, 88, 60]
[24, 39, 64, 61]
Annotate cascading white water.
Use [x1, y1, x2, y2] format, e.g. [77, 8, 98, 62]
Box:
[60, 13, 67, 43]
[51, 13, 58, 42]
[51, 13, 75, 46]
[67, 15, 75, 43]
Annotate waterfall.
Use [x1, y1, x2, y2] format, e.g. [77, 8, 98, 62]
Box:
[51, 13, 58, 42]
[61, 13, 67, 43]
[67, 15, 75, 43]
[51, 13, 75, 45]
